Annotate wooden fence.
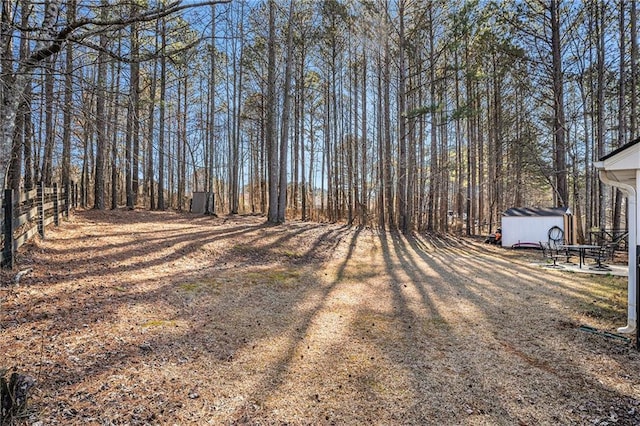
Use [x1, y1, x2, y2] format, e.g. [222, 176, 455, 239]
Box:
[1, 182, 78, 269]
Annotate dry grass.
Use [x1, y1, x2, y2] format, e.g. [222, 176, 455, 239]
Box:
[1, 209, 640, 425]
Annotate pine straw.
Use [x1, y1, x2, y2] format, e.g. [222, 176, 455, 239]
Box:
[1, 209, 640, 425]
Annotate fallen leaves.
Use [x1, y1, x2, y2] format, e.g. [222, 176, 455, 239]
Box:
[1, 209, 639, 424]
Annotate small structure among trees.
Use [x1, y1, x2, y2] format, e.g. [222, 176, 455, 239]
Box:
[191, 192, 215, 215]
[500, 207, 575, 248]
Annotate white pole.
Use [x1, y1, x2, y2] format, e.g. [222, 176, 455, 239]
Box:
[598, 170, 636, 333]
[623, 177, 637, 334]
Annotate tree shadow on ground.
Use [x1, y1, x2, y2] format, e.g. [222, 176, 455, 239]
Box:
[3, 212, 640, 424]
[390, 231, 640, 424]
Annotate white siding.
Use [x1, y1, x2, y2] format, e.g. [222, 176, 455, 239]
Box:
[501, 216, 565, 247]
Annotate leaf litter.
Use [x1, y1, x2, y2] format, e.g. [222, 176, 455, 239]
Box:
[1, 209, 640, 424]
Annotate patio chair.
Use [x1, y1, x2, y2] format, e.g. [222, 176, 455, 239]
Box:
[584, 245, 613, 271]
[604, 239, 623, 261]
[553, 240, 575, 264]
[540, 241, 563, 268]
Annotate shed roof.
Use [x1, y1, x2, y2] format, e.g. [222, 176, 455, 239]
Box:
[502, 207, 571, 217]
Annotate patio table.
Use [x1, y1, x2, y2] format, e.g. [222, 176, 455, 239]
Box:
[560, 244, 601, 268]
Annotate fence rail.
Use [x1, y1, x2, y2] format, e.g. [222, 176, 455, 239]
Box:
[1, 182, 78, 269]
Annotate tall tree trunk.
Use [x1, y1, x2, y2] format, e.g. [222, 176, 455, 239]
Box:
[266, 0, 279, 223]
[146, 28, 159, 211]
[551, 0, 568, 207]
[175, 76, 182, 210]
[465, 44, 475, 235]
[8, 0, 33, 191]
[477, 78, 485, 233]
[383, 35, 394, 229]
[277, 0, 295, 223]
[346, 33, 355, 225]
[377, 50, 385, 228]
[613, 0, 626, 232]
[41, 56, 55, 185]
[111, 57, 121, 210]
[439, 67, 449, 232]
[596, 0, 606, 229]
[454, 48, 464, 221]
[492, 55, 503, 229]
[631, 0, 638, 138]
[158, 19, 167, 210]
[126, 7, 140, 209]
[179, 73, 188, 211]
[9, 111, 23, 191]
[61, 0, 75, 190]
[360, 46, 368, 227]
[229, 2, 245, 215]
[427, 2, 437, 231]
[308, 100, 316, 220]
[81, 124, 90, 209]
[167, 105, 174, 208]
[331, 30, 340, 222]
[397, 0, 409, 233]
[1, 0, 16, 190]
[94, 2, 108, 210]
[293, 38, 306, 216]
[206, 3, 216, 214]
[125, 67, 133, 209]
[131, 11, 140, 207]
[298, 45, 305, 220]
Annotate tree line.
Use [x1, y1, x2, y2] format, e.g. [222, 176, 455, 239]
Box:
[0, 0, 636, 237]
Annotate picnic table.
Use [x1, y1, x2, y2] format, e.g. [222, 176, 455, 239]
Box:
[560, 244, 603, 269]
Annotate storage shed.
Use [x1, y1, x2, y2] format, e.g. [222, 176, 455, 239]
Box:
[501, 207, 575, 248]
[191, 191, 215, 214]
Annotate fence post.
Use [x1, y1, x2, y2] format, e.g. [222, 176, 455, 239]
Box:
[53, 183, 59, 226]
[3, 189, 15, 269]
[64, 182, 70, 218]
[37, 181, 45, 239]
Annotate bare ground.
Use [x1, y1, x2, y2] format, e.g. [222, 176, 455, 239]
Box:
[1, 209, 639, 425]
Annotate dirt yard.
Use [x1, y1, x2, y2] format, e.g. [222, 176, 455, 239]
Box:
[1, 209, 639, 425]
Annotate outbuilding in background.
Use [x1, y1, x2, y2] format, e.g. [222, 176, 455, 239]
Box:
[190, 192, 215, 214]
[501, 207, 575, 248]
